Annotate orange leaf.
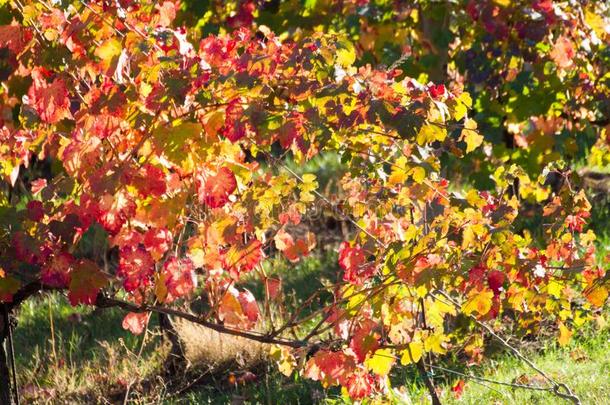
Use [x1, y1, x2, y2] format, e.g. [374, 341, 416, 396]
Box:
[558, 322, 573, 347]
[27, 68, 72, 124]
[225, 239, 264, 278]
[550, 36, 575, 69]
[585, 285, 608, 307]
[462, 289, 493, 317]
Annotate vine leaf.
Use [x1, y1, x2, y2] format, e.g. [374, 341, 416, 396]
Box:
[68, 260, 108, 306]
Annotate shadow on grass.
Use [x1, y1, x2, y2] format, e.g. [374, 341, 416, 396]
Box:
[13, 293, 158, 369]
[243, 250, 340, 318]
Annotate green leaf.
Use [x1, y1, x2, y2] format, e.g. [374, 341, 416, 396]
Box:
[304, 0, 317, 10]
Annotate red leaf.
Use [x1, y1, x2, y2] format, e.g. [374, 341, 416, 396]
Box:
[26, 200, 44, 222]
[533, 0, 556, 22]
[452, 379, 466, 399]
[468, 264, 486, 289]
[550, 36, 575, 69]
[218, 287, 259, 328]
[428, 84, 446, 99]
[274, 228, 315, 262]
[565, 214, 586, 232]
[122, 312, 149, 335]
[12, 232, 41, 264]
[221, 100, 247, 142]
[487, 270, 505, 294]
[226, 0, 256, 28]
[27, 68, 72, 124]
[346, 372, 374, 400]
[30, 179, 47, 195]
[68, 259, 107, 306]
[264, 277, 281, 299]
[278, 204, 301, 225]
[349, 321, 380, 362]
[278, 118, 305, 152]
[129, 163, 167, 198]
[339, 242, 375, 285]
[97, 192, 136, 235]
[143, 227, 172, 261]
[118, 245, 155, 292]
[237, 288, 259, 323]
[304, 350, 356, 387]
[41, 252, 74, 288]
[162, 256, 196, 301]
[198, 167, 237, 208]
[156, 1, 177, 27]
[0, 23, 32, 54]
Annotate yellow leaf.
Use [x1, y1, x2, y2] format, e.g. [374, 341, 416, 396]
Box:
[423, 333, 447, 354]
[336, 39, 356, 67]
[459, 92, 473, 108]
[95, 38, 122, 71]
[462, 289, 493, 316]
[585, 8, 607, 39]
[462, 222, 486, 249]
[270, 346, 297, 377]
[547, 280, 563, 299]
[416, 284, 428, 298]
[365, 348, 395, 376]
[453, 92, 472, 121]
[426, 298, 457, 328]
[410, 166, 426, 184]
[301, 173, 317, 183]
[187, 246, 205, 268]
[202, 110, 225, 139]
[416, 124, 446, 145]
[462, 119, 483, 153]
[465, 189, 484, 208]
[299, 173, 318, 203]
[400, 341, 423, 365]
[558, 323, 572, 346]
[453, 102, 467, 121]
[389, 168, 408, 185]
[152, 122, 205, 172]
[580, 230, 596, 245]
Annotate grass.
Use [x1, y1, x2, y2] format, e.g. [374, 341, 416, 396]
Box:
[166, 369, 332, 404]
[13, 293, 167, 403]
[432, 329, 610, 405]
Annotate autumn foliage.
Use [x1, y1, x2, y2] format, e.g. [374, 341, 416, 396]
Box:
[0, 0, 608, 400]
